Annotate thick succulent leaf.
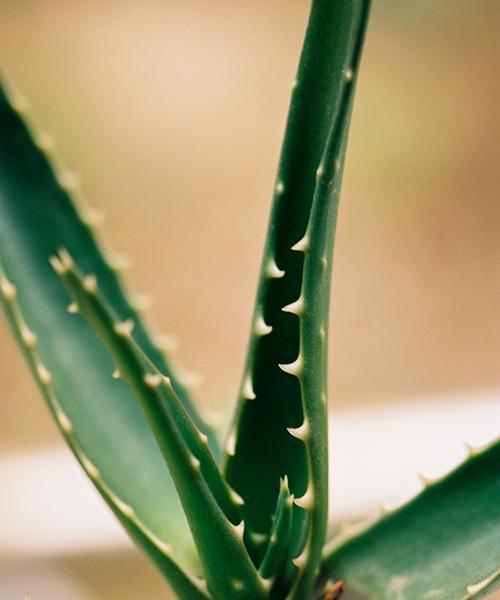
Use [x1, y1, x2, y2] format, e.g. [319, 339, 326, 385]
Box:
[223, 0, 371, 587]
[0, 80, 219, 570]
[54, 252, 266, 600]
[0, 265, 209, 600]
[320, 440, 500, 600]
[285, 5, 370, 598]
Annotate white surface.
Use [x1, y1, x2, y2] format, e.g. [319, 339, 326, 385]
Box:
[1, 392, 498, 558]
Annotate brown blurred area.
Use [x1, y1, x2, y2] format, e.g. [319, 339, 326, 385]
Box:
[0, 1, 498, 597]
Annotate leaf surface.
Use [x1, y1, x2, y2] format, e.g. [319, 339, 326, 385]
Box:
[321, 441, 500, 600]
[0, 81, 218, 571]
[223, 3, 371, 596]
[54, 252, 265, 600]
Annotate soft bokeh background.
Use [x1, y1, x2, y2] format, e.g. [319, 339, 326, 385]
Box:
[0, 1, 498, 598]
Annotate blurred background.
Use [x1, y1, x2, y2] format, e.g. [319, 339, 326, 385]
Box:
[0, 0, 498, 598]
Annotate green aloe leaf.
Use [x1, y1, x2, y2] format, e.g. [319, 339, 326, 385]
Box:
[223, 1, 371, 595]
[321, 440, 500, 600]
[52, 250, 267, 600]
[0, 80, 219, 571]
[0, 262, 209, 600]
[259, 476, 294, 581]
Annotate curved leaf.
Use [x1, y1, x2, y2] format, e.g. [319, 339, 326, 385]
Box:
[53, 251, 266, 600]
[0, 80, 218, 570]
[223, 1, 371, 576]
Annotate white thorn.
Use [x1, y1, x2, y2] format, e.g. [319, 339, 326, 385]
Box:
[154, 332, 179, 352]
[49, 256, 66, 275]
[56, 407, 73, 434]
[378, 502, 391, 517]
[58, 248, 74, 270]
[0, 277, 16, 299]
[231, 520, 245, 538]
[229, 488, 245, 506]
[57, 170, 81, 191]
[241, 374, 256, 400]
[462, 440, 496, 457]
[107, 251, 133, 271]
[465, 569, 500, 595]
[321, 255, 328, 270]
[114, 496, 135, 518]
[35, 131, 55, 151]
[344, 68, 353, 82]
[81, 205, 106, 227]
[112, 368, 121, 379]
[21, 325, 37, 348]
[10, 92, 30, 113]
[232, 580, 244, 592]
[292, 233, 309, 252]
[292, 547, 309, 569]
[417, 472, 436, 487]
[198, 431, 209, 445]
[83, 274, 97, 293]
[287, 419, 310, 441]
[37, 362, 52, 385]
[260, 576, 273, 592]
[275, 181, 285, 195]
[266, 258, 284, 279]
[153, 537, 173, 555]
[177, 368, 203, 388]
[294, 484, 314, 510]
[292, 78, 298, 90]
[190, 455, 201, 470]
[254, 315, 272, 336]
[320, 391, 327, 404]
[114, 319, 135, 337]
[67, 302, 79, 314]
[279, 354, 303, 377]
[130, 293, 152, 312]
[81, 455, 99, 479]
[316, 164, 324, 178]
[464, 441, 476, 457]
[225, 431, 236, 456]
[144, 372, 162, 388]
[282, 296, 304, 316]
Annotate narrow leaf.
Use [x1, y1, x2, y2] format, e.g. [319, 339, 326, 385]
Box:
[54, 252, 266, 600]
[223, 3, 370, 597]
[287, 2, 371, 597]
[260, 477, 294, 580]
[224, 1, 371, 573]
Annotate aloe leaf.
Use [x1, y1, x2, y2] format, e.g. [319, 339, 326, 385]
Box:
[259, 477, 294, 581]
[320, 440, 500, 600]
[52, 251, 267, 600]
[0, 265, 209, 600]
[0, 80, 218, 570]
[223, 0, 371, 587]
[54, 249, 243, 526]
[286, 6, 370, 599]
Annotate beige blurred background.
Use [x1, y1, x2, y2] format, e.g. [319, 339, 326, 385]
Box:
[0, 1, 498, 598]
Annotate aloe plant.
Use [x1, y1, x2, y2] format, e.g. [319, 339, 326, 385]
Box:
[1, 1, 498, 599]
